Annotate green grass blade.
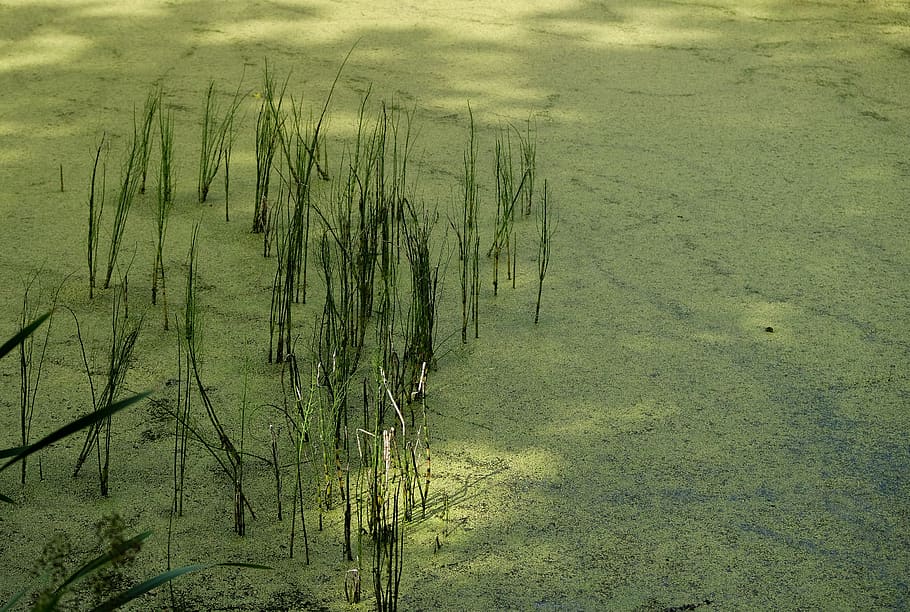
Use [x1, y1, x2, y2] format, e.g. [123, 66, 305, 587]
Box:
[0, 311, 51, 360]
[0, 582, 32, 612]
[0, 392, 150, 475]
[59, 531, 153, 592]
[90, 562, 272, 612]
[0, 446, 27, 459]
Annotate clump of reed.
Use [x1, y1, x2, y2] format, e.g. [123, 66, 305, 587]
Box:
[137, 85, 161, 195]
[197, 79, 243, 204]
[177, 225, 254, 535]
[72, 281, 143, 497]
[451, 104, 480, 343]
[372, 463, 403, 612]
[489, 128, 529, 296]
[102, 124, 143, 290]
[357, 369, 421, 612]
[268, 53, 348, 363]
[403, 199, 443, 390]
[279, 353, 314, 562]
[16, 276, 58, 485]
[253, 62, 286, 234]
[152, 92, 175, 330]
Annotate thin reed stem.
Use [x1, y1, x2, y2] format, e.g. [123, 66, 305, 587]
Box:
[137, 85, 161, 195]
[87, 134, 106, 299]
[18, 276, 57, 485]
[535, 179, 555, 325]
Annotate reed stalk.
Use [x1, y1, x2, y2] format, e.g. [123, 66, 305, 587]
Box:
[535, 179, 555, 324]
[183, 225, 255, 523]
[223, 113, 234, 222]
[137, 85, 161, 195]
[284, 353, 314, 562]
[87, 134, 106, 299]
[269, 423, 282, 521]
[173, 324, 191, 517]
[490, 132, 509, 295]
[517, 115, 537, 216]
[235, 369, 248, 536]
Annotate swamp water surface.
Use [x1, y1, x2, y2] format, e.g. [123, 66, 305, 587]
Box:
[1, 1, 909, 610]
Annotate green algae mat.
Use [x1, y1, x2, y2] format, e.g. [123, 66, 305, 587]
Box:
[1, 1, 908, 609]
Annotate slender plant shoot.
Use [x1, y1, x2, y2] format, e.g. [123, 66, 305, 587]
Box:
[535, 179, 554, 324]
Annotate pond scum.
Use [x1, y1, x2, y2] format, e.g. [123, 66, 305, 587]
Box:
[1, 52, 555, 611]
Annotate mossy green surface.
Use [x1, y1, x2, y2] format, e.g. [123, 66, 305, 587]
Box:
[1, 1, 908, 609]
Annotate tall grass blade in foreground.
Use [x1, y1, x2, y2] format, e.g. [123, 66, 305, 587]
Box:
[2, 522, 269, 612]
[1, 309, 148, 505]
